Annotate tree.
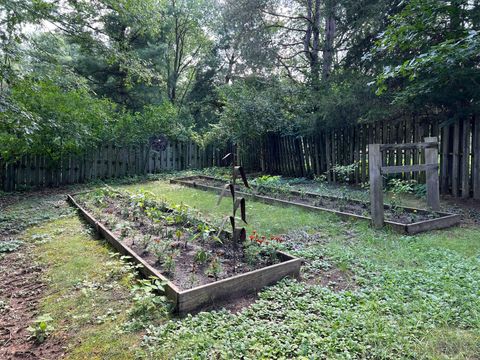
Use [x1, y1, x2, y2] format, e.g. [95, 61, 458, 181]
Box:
[373, 0, 480, 119]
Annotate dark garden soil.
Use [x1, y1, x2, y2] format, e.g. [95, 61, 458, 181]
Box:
[0, 247, 66, 360]
[182, 176, 444, 224]
[75, 191, 283, 291]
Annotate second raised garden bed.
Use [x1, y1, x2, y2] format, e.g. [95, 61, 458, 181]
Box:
[170, 175, 461, 234]
[68, 189, 301, 315]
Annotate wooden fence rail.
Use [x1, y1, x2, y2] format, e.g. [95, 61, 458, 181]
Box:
[0, 141, 232, 192]
[262, 116, 480, 199]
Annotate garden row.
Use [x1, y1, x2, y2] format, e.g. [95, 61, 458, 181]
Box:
[170, 175, 460, 234]
[68, 188, 300, 314]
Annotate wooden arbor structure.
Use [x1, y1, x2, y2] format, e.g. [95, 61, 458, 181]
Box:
[369, 137, 440, 229]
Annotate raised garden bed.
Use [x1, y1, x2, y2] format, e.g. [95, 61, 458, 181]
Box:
[170, 175, 461, 234]
[67, 189, 301, 315]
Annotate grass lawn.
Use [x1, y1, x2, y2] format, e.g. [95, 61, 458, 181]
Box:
[1, 177, 480, 359]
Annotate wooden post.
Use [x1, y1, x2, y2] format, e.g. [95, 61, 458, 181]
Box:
[424, 137, 441, 211]
[461, 118, 471, 198]
[369, 144, 384, 228]
[452, 121, 460, 197]
[474, 115, 480, 200]
[440, 125, 450, 193]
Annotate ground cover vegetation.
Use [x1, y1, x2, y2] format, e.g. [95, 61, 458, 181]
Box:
[0, 176, 480, 358]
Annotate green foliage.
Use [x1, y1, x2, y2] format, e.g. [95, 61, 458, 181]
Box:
[204, 255, 222, 281]
[211, 80, 297, 143]
[0, 239, 23, 253]
[141, 226, 480, 358]
[373, 0, 480, 116]
[126, 277, 169, 331]
[250, 175, 282, 188]
[330, 162, 358, 183]
[27, 314, 54, 344]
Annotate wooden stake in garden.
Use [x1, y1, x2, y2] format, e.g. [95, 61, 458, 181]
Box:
[217, 145, 250, 271]
[369, 137, 440, 229]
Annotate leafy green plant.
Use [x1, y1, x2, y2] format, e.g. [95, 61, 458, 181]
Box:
[251, 175, 282, 189]
[0, 239, 23, 253]
[194, 249, 210, 264]
[149, 241, 168, 264]
[114, 222, 132, 240]
[330, 162, 358, 183]
[205, 255, 222, 281]
[163, 250, 179, 275]
[138, 234, 152, 249]
[245, 231, 281, 266]
[388, 179, 415, 215]
[27, 314, 54, 343]
[125, 277, 168, 331]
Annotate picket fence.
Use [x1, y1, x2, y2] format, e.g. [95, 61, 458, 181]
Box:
[0, 141, 232, 191]
[261, 116, 480, 199]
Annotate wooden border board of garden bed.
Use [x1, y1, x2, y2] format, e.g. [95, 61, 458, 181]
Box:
[170, 175, 461, 235]
[67, 193, 301, 315]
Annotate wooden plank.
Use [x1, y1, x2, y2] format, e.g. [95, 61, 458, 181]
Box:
[331, 131, 337, 182]
[178, 254, 301, 315]
[452, 121, 460, 197]
[325, 133, 332, 182]
[405, 119, 412, 180]
[440, 125, 450, 193]
[380, 142, 438, 151]
[6, 162, 15, 191]
[369, 144, 384, 228]
[461, 118, 471, 198]
[354, 127, 360, 184]
[474, 115, 480, 199]
[361, 125, 367, 183]
[424, 137, 440, 211]
[381, 164, 438, 175]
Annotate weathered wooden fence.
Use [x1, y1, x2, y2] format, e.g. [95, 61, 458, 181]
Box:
[262, 116, 480, 199]
[0, 141, 233, 191]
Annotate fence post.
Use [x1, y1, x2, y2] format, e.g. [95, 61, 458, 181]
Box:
[369, 144, 384, 228]
[473, 115, 480, 200]
[424, 137, 441, 211]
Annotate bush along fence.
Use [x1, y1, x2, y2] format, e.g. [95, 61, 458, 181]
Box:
[0, 141, 234, 192]
[261, 116, 480, 199]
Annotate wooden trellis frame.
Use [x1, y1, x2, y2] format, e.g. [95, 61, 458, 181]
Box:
[369, 137, 441, 228]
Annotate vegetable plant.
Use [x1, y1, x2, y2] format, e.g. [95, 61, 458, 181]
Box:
[27, 314, 54, 344]
[205, 255, 222, 281]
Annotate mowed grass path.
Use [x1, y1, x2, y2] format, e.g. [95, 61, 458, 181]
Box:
[121, 181, 345, 237]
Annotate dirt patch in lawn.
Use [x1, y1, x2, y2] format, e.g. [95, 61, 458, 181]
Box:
[0, 246, 66, 359]
[303, 267, 357, 292]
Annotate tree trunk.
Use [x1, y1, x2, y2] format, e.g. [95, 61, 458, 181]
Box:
[322, 1, 336, 80]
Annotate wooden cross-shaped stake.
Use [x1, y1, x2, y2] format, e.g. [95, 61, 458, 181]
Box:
[369, 137, 440, 229]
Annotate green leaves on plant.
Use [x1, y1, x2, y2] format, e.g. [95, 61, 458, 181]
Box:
[0, 239, 23, 253]
[27, 314, 54, 344]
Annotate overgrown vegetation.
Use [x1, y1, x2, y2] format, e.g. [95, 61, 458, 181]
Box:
[2, 1, 477, 161]
[1, 178, 480, 358]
